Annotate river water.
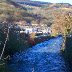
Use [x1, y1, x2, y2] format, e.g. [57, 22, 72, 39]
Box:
[6, 36, 70, 72]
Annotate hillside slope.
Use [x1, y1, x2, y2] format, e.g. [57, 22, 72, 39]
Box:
[11, 0, 72, 27]
[0, 0, 43, 25]
[0, 0, 26, 22]
[1, 0, 72, 28]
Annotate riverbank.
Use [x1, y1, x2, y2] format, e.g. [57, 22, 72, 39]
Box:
[62, 36, 72, 71]
[0, 35, 57, 72]
[1, 34, 54, 58]
[0, 23, 54, 59]
[5, 35, 66, 72]
[1, 35, 72, 72]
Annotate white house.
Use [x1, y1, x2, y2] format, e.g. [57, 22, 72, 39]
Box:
[41, 27, 52, 34]
[24, 27, 38, 34]
[24, 28, 33, 34]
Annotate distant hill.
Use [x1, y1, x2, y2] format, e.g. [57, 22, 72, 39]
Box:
[11, 0, 72, 27]
[12, 0, 72, 8]
[43, 3, 72, 9]
[12, 0, 49, 7]
[0, 0, 27, 22]
[0, 0, 72, 27]
[0, 0, 37, 23]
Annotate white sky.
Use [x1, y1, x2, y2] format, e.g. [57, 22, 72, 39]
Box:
[31, 0, 72, 5]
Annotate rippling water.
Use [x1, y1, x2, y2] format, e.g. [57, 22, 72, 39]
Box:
[6, 36, 68, 72]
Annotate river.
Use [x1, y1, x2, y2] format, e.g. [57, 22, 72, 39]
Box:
[5, 36, 70, 72]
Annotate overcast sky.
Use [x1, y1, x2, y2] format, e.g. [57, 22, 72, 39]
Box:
[31, 0, 72, 5]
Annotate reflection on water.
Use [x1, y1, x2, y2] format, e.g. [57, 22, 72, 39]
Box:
[4, 36, 71, 72]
